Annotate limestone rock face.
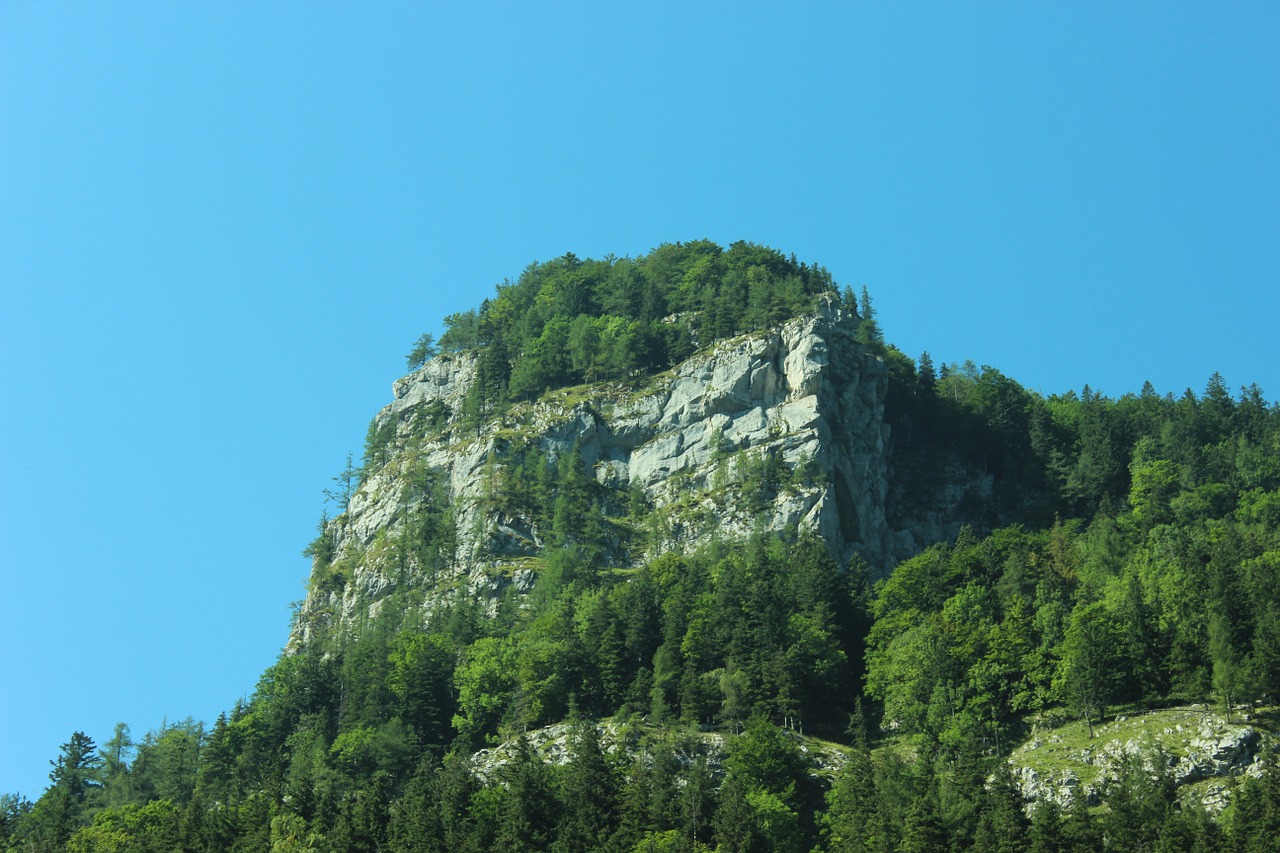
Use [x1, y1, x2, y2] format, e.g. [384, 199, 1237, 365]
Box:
[290, 304, 974, 647]
[1175, 724, 1261, 784]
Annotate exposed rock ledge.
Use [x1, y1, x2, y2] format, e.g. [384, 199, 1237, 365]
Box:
[1007, 707, 1275, 814]
[467, 719, 848, 785]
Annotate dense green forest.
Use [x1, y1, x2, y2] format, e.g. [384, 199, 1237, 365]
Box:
[5, 241, 1280, 851]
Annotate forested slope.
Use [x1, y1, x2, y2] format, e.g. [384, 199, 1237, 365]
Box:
[5, 240, 1279, 852]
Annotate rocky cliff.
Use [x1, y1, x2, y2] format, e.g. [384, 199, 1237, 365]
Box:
[291, 303, 985, 649]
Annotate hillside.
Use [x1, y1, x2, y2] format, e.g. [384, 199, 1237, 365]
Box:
[5, 240, 1279, 852]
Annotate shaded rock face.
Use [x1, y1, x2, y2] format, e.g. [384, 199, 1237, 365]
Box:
[290, 305, 979, 647]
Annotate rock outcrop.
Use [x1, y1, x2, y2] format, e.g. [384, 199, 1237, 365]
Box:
[1007, 707, 1274, 814]
[467, 719, 848, 786]
[291, 303, 984, 648]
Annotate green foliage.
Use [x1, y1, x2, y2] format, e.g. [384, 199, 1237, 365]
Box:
[301, 511, 336, 567]
[439, 310, 480, 353]
[412, 241, 838, 415]
[387, 631, 455, 749]
[405, 332, 438, 370]
[556, 720, 618, 851]
[723, 717, 806, 805]
[34, 731, 103, 847]
[129, 718, 203, 805]
[1053, 600, 1122, 737]
[494, 737, 559, 852]
[322, 451, 361, 511]
[362, 414, 398, 472]
[452, 636, 517, 746]
[66, 799, 182, 852]
[868, 371, 1280, 757]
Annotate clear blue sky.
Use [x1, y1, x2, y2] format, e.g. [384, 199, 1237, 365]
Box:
[2, 2, 1276, 799]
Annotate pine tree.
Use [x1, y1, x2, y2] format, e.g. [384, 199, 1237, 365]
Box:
[555, 720, 617, 852]
[823, 705, 880, 853]
[495, 737, 560, 852]
[405, 332, 438, 370]
[40, 731, 103, 846]
[1027, 797, 1065, 853]
[917, 351, 937, 390]
[972, 763, 1029, 853]
[897, 787, 945, 853]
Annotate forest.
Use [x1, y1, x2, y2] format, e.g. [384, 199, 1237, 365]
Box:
[4, 240, 1279, 852]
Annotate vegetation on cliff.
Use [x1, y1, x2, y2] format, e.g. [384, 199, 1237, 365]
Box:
[432, 240, 844, 418]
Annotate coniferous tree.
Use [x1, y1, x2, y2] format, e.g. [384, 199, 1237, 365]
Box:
[917, 351, 937, 390]
[99, 722, 134, 808]
[1059, 792, 1102, 852]
[494, 737, 559, 853]
[612, 753, 653, 851]
[823, 706, 881, 853]
[712, 773, 757, 853]
[1101, 750, 1177, 853]
[1054, 601, 1120, 737]
[405, 333, 438, 370]
[972, 763, 1030, 853]
[435, 753, 483, 853]
[388, 631, 456, 749]
[554, 720, 617, 853]
[0, 794, 34, 850]
[855, 286, 884, 353]
[897, 781, 945, 853]
[38, 732, 103, 847]
[1027, 798, 1066, 853]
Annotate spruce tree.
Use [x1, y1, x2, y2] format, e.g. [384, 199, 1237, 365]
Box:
[388, 757, 442, 853]
[555, 720, 617, 852]
[39, 731, 103, 846]
[1027, 798, 1065, 853]
[917, 351, 937, 390]
[823, 705, 880, 853]
[897, 788, 945, 853]
[972, 763, 1029, 853]
[495, 737, 560, 853]
[712, 773, 757, 853]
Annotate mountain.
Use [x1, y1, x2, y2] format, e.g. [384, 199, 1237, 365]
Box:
[6, 241, 1279, 852]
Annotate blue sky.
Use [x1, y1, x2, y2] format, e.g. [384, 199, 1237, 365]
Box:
[1, 2, 1276, 799]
